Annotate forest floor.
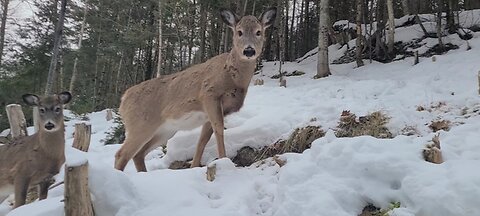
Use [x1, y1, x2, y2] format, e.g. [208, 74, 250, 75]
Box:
[2, 11, 480, 216]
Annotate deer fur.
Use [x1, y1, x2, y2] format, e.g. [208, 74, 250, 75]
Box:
[0, 92, 71, 208]
[115, 8, 277, 171]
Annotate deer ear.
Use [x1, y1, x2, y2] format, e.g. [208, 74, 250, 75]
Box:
[22, 94, 40, 106]
[259, 7, 277, 28]
[220, 9, 239, 28]
[58, 91, 72, 104]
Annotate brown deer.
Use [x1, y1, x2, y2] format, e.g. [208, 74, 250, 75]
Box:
[114, 8, 277, 171]
[0, 92, 71, 208]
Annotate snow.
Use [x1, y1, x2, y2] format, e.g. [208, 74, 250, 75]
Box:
[2, 10, 480, 216]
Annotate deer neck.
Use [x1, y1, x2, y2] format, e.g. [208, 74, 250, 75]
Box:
[36, 125, 65, 160]
[225, 50, 257, 88]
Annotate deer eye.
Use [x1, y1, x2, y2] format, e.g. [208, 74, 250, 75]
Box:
[256, 30, 261, 36]
[39, 108, 46, 114]
[55, 107, 61, 113]
[237, 30, 243, 36]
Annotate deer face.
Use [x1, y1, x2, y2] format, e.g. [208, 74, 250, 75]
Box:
[221, 7, 277, 61]
[22, 92, 72, 132]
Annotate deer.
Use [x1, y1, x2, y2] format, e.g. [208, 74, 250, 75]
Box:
[0, 92, 71, 208]
[114, 7, 277, 171]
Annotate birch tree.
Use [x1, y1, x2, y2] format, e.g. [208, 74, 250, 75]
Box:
[69, 3, 87, 96]
[316, 0, 331, 78]
[355, 0, 364, 67]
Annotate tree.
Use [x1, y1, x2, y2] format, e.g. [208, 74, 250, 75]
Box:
[387, 0, 395, 54]
[316, 0, 331, 79]
[69, 3, 87, 97]
[0, 0, 9, 66]
[156, 0, 162, 78]
[355, 0, 364, 67]
[45, 0, 67, 95]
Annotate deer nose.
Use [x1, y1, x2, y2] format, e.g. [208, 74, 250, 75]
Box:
[243, 47, 256, 57]
[44, 122, 55, 130]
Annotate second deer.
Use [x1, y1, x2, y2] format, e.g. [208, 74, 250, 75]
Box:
[0, 92, 71, 208]
[115, 8, 277, 171]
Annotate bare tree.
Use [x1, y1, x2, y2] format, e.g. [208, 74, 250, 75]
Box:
[387, 0, 395, 54]
[69, 3, 87, 96]
[401, 0, 410, 15]
[316, 0, 331, 78]
[436, 0, 444, 49]
[0, 0, 9, 66]
[45, 0, 68, 95]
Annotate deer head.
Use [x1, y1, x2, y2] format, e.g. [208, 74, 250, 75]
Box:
[22, 92, 72, 132]
[220, 7, 277, 60]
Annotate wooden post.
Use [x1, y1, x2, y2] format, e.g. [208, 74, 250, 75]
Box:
[413, 51, 419, 65]
[33, 107, 40, 132]
[478, 71, 480, 95]
[65, 122, 94, 216]
[5, 104, 28, 138]
[106, 109, 113, 121]
[206, 164, 216, 182]
[72, 123, 92, 152]
[64, 162, 94, 216]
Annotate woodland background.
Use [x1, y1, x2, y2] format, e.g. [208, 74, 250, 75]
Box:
[0, 0, 479, 131]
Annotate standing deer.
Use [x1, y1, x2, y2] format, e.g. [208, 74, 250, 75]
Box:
[115, 8, 277, 171]
[0, 92, 71, 208]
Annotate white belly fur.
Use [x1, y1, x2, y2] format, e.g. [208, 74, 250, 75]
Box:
[163, 111, 208, 131]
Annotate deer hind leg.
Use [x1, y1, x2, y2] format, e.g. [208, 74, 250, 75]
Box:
[115, 127, 156, 171]
[191, 122, 214, 168]
[133, 129, 177, 172]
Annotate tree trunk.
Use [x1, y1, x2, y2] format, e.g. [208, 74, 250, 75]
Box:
[0, 0, 10, 66]
[199, 1, 207, 63]
[387, 0, 395, 54]
[355, 0, 364, 67]
[316, 0, 331, 79]
[401, 0, 410, 15]
[436, 0, 444, 49]
[156, 0, 163, 78]
[289, 0, 297, 60]
[45, 0, 67, 95]
[68, 3, 87, 96]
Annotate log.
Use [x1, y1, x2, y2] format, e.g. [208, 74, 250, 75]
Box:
[72, 123, 92, 152]
[64, 162, 94, 216]
[5, 104, 28, 138]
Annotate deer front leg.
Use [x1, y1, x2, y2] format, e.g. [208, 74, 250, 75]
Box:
[13, 176, 30, 208]
[38, 181, 49, 200]
[191, 122, 214, 168]
[203, 99, 227, 161]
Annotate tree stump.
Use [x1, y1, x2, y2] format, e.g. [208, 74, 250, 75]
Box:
[432, 56, 436, 62]
[279, 78, 287, 88]
[413, 51, 419, 65]
[106, 109, 113, 121]
[64, 162, 94, 216]
[6, 104, 28, 138]
[72, 123, 92, 152]
[65, 122, 94, 216]
[206, 164, 216, 182]
[33, 107, 40, 132]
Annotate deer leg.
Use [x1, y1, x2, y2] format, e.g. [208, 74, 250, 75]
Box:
[13, 177, 30, 208]
[115, 131, 154, 171]
[203, 100, 226, 160]
[38, 182, 49, 200]
[191, 122, 214, 168]
[133, 130, 176, 172]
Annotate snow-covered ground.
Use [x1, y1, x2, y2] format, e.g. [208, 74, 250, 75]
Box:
[2, 12, 480, 216]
